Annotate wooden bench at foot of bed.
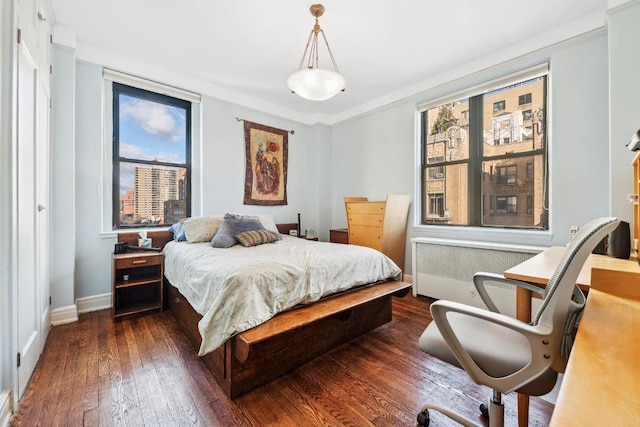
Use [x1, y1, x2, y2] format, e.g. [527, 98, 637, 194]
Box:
[167, 280, 411, 398]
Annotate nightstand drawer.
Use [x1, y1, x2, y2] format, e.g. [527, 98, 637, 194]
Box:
[114, 253, 163, 270]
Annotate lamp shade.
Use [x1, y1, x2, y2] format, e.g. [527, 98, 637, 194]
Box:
[287, 68, 346, 101]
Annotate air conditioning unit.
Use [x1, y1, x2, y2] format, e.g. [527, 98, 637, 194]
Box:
[435, 173, 444, 179]
[497, 209, 507, 214]
[507, 178, 516, 184]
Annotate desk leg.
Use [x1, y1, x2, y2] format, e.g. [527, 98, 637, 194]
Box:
[516, 287, 533, 427]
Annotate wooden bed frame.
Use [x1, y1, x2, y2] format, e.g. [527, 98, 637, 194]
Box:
[124, 225, 411, 399]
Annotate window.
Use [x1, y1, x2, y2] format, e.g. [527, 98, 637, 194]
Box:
[112, 83, 191, 228]
[428, 166, 445, 179]
[523, 109, 532, 120]
[526, 195, 534, 215]
[429, 193, 445, 218]
[497, 196, 517, 214]
[420, 66, 548, 229]
[461, 110, 469, 120]
[519, 93, 532, 105]
[496, 165, 517, 185]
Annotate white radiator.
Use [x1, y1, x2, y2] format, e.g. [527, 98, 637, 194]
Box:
[411, 237, 546, 317]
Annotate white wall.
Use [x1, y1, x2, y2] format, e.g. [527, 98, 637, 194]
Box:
[50, 43, 76, 309]
[609, 1, 640, 223]
[331, 31, 611, 273]
[69, 61, 317, 300]
[53, 4, 638, 304]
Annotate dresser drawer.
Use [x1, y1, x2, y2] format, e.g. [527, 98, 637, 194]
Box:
[114, 253, 163, 269]
[346, 202, 385, 215]
[348, 213, 383, 227]
[349, 225, 382, 250]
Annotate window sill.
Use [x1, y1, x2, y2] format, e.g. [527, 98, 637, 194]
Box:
[411, 224, 555, 247]
[99, 227, 171, 240]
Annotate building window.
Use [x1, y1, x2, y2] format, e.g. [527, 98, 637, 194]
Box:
[112, 83, 191, 228]
[526, 195, 534, 215]
[526, 162, 534, 182]
[496, 165, 517, 185]
[428, 165, 445, 180]
[493, 100, 506, 112]
[420, 67, 548, 229]
[519, 93, 532, 105]
[461, 110, 469, 120]
[429, 193, 445, 217]
[523, 109, 532, 120]
[497, 196, 517, 214]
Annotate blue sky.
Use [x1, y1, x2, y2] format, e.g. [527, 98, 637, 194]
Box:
[118, 95, 186, 195]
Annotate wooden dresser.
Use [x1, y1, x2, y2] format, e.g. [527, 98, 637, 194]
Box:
[345, 195, 410, 269]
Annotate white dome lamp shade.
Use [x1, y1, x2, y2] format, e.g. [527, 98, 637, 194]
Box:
[287, 68, 346, 101]
[288, 4, 346, 101]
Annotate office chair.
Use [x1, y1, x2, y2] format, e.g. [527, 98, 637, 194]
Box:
[416, 217, 621, 427]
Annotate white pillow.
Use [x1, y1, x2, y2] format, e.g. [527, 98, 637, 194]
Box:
[182, 216, 223, 243]
[231, 213, 281, 239]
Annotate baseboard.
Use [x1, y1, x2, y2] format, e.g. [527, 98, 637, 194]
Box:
[0, 390, 11, 427]
[51, 304, 78, 325]
[76, 292, 111, 314]
[402, 273, 413, 284]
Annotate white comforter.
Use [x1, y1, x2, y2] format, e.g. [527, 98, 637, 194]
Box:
[163, 235, 402, 356]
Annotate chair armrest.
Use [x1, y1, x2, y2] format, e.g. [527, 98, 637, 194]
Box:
[473, 272, 545, 313]
[430, 299, 554, 394]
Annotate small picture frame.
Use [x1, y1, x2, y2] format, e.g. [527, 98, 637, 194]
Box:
[289, 229, 298, 237]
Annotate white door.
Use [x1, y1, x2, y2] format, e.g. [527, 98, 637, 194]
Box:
[16, 41, 42, 398]
[36, 80, 50, 344]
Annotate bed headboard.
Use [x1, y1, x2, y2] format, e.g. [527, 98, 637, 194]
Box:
[117, 230, 173, 249]
[276, 223, 297, 235]
[118, 223, 298, 250]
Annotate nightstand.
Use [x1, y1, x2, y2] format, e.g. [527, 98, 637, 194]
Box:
[329, 228, 349, 244]
[112, 251, 164, 320]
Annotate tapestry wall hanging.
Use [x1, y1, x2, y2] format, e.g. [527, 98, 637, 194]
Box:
[244, 121, 288, 205]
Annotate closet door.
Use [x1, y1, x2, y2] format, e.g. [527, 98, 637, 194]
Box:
[16, 40, 41, 399]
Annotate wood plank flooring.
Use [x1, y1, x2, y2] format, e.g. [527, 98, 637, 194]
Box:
[9, 294, 553, 426]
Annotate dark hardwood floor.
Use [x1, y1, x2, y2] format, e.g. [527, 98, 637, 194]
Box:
[9, 294, 553, 426]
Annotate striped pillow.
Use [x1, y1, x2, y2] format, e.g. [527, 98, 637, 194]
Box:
[236, 230, 279, 247]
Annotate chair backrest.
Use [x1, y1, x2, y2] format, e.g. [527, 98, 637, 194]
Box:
[533, 217, 620, 370]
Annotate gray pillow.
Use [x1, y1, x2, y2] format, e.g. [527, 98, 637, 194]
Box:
[211, 213, 265, 248]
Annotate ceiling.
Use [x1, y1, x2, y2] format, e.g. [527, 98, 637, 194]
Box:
[50, 0, 610, 124]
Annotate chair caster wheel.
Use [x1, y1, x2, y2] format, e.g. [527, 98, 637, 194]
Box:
[417, 409, 430, 426]
[480, 402, 489, 420]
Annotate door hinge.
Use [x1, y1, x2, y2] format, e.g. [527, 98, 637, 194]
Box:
[17, 352, 21, 368]
[49, 296, 52, 305]
[50, 34, 53, 44]
[17, 29, 21, 44]
[50, 65, 52, 74]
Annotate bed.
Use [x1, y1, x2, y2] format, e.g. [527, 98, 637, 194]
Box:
[134, 223, 411, 398]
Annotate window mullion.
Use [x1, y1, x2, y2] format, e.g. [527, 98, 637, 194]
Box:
[468, 95, 483, 226]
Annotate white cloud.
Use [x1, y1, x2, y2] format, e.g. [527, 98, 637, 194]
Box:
[119, 142, 183, 164]
[120, 98, 184, 142]
[119, 142, 149, 159]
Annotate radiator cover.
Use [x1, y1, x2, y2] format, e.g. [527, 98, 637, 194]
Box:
[412, 237, 546, 317]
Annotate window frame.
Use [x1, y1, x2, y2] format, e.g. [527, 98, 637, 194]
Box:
[111, 82, 192, 229]
[518, 93, 532, 105]
[418, 64, 549, 230]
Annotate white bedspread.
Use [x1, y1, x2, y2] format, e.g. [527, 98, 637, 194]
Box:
[163, 236, 402, 356]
